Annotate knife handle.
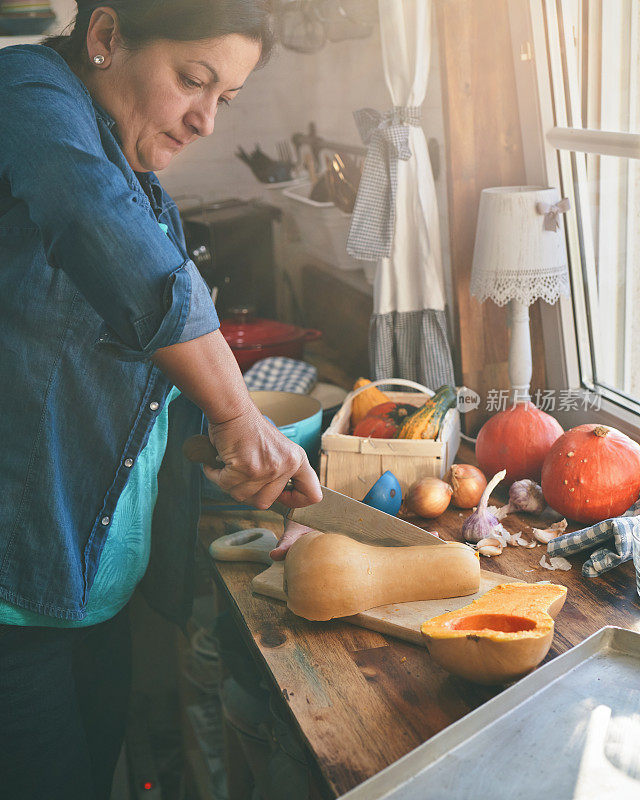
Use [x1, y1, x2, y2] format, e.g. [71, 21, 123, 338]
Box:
[182, 434, 218, 468]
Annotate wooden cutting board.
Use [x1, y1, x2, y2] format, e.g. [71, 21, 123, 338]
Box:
[210, 528, 523, 646]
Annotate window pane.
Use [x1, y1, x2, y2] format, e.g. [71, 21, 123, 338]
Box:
[559, 0, 640, 133]
[567, 152, 640, 398]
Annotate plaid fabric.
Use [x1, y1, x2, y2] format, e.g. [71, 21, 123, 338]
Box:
[347, 106, 421, 261]
[243, 357, 317, 395]
[369, 309, 455, 389]
[547, 498, 640, 576]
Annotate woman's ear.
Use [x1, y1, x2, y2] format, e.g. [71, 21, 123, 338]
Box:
[86, 8, 121, 68]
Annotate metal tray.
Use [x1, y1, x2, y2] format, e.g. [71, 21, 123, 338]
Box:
[341, 627, 640, 800]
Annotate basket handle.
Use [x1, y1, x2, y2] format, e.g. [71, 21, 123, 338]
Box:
[347, 378, 435, 402]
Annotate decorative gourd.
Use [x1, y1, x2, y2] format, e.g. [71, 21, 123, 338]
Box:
[397, 385, 457, 440]
[541, 424, 640, 524]
[350, 378, 391, 429]
[475, 402, 564, 483]
[352, 402, 418, 439]
[421, 583, 567, 684]
[284, 532, 480, 621]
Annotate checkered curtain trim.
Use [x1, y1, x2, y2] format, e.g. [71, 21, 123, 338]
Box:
[347, 106, 422, 261]
[547, 498, 640, 576]
[369, 309, 455, 389]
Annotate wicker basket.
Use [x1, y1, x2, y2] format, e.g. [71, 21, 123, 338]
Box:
[319, 379, 461, 499]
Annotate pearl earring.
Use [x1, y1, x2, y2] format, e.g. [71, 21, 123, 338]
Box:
[93, 54, 105, 65]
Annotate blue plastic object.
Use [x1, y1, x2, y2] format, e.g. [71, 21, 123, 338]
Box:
[362, 471, 403, 516]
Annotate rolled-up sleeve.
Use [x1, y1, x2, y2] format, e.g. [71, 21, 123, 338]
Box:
[0, 50, 218, 357]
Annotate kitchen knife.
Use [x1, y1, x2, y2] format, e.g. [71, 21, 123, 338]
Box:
[183, 434, 442, 547]
[270, 487, 443, 547]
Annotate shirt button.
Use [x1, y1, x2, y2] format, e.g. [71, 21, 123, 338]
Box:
[149, 401, 160, 411]
[124, 458, 134, 468]
[101, 516, 110, 526]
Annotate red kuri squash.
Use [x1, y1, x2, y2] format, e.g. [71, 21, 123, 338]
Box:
[541, 424, 640, 524]
[351, 402, 417, 438]
[475, 402, 564, 483]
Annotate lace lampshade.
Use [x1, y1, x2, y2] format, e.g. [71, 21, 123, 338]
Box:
[470, 186, 570, 307]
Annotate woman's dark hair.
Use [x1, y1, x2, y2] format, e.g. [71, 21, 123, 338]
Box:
[43, 0, 274, 70]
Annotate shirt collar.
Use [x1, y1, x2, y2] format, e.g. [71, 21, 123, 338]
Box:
[91, 99, 117, 132]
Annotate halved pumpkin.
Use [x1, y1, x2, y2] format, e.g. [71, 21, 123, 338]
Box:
[421, 583, 567, 685]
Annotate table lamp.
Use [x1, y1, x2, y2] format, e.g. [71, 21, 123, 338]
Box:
[470, 186, 571, 402]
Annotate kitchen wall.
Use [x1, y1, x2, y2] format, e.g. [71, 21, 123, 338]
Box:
[160, 19, 454, 317]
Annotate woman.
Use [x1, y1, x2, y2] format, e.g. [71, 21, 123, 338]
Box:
[0, 2, 321, 798]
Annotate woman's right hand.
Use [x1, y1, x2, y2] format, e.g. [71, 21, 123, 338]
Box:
[202, 404, 323, 511]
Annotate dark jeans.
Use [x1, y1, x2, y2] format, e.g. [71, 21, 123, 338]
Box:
[0, 606, 131, 800]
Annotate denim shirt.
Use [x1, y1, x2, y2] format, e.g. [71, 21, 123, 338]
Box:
[0, 45, 219, 626]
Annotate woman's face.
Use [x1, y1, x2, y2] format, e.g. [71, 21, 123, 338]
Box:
[87, 33, 262, 172]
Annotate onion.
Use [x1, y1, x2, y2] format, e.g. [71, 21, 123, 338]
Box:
[445, 464, 487, 509]
[402, 477, 452, 519]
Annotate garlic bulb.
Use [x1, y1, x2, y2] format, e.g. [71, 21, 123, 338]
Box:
[495, 479, 545, 519]
[462, 469, 507, 544]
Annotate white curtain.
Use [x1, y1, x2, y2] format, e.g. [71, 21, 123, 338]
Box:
[369, 0, 454, 388]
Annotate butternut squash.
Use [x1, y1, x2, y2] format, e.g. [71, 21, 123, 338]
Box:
[350, 378, 391, 429]
[421, 583, 567, 685]
[284, 532, 481, 621]
[397, 385, 457, 440]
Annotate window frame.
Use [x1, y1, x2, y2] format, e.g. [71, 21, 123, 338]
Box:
[508, 0, 640, 440]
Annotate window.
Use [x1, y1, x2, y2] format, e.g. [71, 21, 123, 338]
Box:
[513, 0, 640, 428]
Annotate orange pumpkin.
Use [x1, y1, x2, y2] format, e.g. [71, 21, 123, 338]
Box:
[541, 424, 640, 524]
[475, 402, 564, 483]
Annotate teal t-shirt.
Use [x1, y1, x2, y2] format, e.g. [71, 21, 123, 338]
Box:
[0, 386, 181, 627]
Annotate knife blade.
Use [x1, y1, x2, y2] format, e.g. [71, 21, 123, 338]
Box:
[182, 435, 442, 547]
[271, 487, 442, 547]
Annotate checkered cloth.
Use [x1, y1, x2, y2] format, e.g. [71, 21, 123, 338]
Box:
[547, 497, 640, 576]
[347, 106, 422, 261]
[369, 309, 455, 389]
[243, 357, 317, 394]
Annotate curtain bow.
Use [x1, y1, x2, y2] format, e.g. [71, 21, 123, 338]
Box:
[535, 197, 571, 231]
[347, 106, 421, 261]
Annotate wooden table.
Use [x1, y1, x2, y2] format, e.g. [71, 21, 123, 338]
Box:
[199, 447, 640, 798]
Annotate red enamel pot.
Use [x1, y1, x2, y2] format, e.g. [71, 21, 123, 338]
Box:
[220, 307, 322, 372]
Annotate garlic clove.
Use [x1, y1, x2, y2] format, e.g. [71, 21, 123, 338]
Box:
[539, 554, 571, 570]
[533, 527, 557, 544]
[477, 543, 503, 557]
[475, 537, 503, 549]
[549, 556, 572, 571]
[532, 519, 567, 545]
[475, 537, 504, 557]
[512, 532, 536, 548]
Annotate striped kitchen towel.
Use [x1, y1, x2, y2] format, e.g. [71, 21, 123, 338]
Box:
[243, 357, 317, 395]
[547, 497, 640, 576]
